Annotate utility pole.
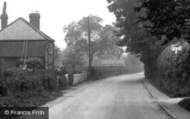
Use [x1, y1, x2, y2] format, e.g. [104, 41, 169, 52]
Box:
[87, 16, 91, 77]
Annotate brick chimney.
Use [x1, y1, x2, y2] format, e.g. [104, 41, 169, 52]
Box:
[29, 11, 40, 30]
[1, 2, 8, 30]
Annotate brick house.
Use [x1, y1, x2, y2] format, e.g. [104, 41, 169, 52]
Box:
[0, 2, 55, 68]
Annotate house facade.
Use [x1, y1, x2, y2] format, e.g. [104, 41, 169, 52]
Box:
[0, 2, 55, 68]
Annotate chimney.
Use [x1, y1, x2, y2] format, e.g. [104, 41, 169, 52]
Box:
[29, 11, 40, 30]
[1, 2, 8, 30]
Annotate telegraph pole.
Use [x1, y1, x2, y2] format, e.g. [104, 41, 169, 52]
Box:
[87, 16, 91, 77]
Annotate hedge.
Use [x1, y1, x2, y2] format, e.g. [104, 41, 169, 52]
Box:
[0, 68, 68, 106]
[157, 40, 190, 97]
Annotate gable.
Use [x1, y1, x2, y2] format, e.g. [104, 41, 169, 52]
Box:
[0, 18, 53, 41]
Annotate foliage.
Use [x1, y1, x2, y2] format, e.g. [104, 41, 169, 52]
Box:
[25, 57, 43, 70]
[122, 53, 144, 72]
[91, 66, 142, 79]
[107, 0, 163, 58]
[15, 59, 23, 68]
[179, 98, 190, 111]
[64, 15, 103, 47]
[62, 47, 85, 85]
[157, 40, 190, 96]
[0, 58, 6, 78]
[0, 59, 7, 96]
[3, 69, 68, 94]
[63, 15, 123, 67]
[62, 48, 84, 74]
[0, 69, 67, 106]
[108, 0, 190, 98]
[134, 0, 190, 44]
[107, 0, 145, 53]
[107, 0, 164, 79]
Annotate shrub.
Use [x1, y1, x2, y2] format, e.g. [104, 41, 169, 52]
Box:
[45, 71, 57, 91]
[5, 69, 63, 95]
[57, 76, 68, 89]
[5, 70, 28, 93]
[178, 98, 190, 111]
[55, 68, 68, 89]
[157, 40, 190, 96]
[25, 57, 44, 70]
[0, 68, 68, 107]
[15, 59, 23, 68]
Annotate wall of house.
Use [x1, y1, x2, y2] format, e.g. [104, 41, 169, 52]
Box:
[1, 57, 19, 67]
[0, 40, 51, 68]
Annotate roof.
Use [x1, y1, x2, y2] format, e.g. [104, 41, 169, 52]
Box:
[0, 17, 54, 42]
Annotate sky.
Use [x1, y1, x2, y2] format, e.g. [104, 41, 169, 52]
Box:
[0, 0, 116, 50]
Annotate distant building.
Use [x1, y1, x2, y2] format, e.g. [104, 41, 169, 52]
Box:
[86, 50, 125, 67]
[100, 59, 125, 67]
[0, 2, 55, 68]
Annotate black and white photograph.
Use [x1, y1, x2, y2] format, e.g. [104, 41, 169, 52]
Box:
[0, 0, 189, 119]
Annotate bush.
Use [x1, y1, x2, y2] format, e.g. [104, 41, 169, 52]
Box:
[0, 69, 68, 107]
[178, 98, 190, 111]
[4, 69, 64, 95]
[15, 59, 23, 68]
[25, 57, 44, 70]
[57, 76, 68, 89]
[157, 40, 190, 96]
[44, 71, 57, 91]
[55, 68, 68, 89]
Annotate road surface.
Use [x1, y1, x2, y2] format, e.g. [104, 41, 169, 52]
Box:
[46, 73, 170, 119]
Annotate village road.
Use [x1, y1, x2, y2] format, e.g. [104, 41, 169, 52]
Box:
[46, 73, 170, 119]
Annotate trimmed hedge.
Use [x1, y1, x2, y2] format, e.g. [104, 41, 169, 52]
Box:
[0, 69, 68, 107]
[157, 40, 190, 97]
[178, 98, 190, 111]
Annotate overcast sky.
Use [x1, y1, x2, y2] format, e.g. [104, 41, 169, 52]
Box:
[0, 0, 116, 50]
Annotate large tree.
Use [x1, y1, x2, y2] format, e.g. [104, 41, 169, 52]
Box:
[134, 0, 190, 44]
[107, 0, 163, 78]
[63, 15, 123, 67]
[107, 0, 148, 54]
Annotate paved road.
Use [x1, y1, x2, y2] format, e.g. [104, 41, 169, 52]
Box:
[46, 73, 170, 119]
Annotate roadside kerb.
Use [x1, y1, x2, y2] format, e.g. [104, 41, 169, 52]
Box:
[142, 79, 178, 119]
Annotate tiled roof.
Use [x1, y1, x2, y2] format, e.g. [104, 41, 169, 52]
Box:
[0, 17, 54, 42]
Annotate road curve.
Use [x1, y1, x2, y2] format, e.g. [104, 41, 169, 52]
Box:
[46, 73, 170, 119]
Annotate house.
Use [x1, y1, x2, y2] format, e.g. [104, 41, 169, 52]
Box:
[91, 49, 125, 67]
[0, 2, 55, 68]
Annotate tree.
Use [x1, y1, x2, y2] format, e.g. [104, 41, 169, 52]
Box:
[98, 25, 123, 58]
[122, 53, 144, 72]
[62, 47, 84, 85]
[63, 15, 123, 67]
[62, 48, 84, 74]
[134, 0, 190, 45]
[107, 0, 148, 54]
[54, 46, 63, 68]
[107, 0, 164, 78]
[54, 46, 61, 61]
